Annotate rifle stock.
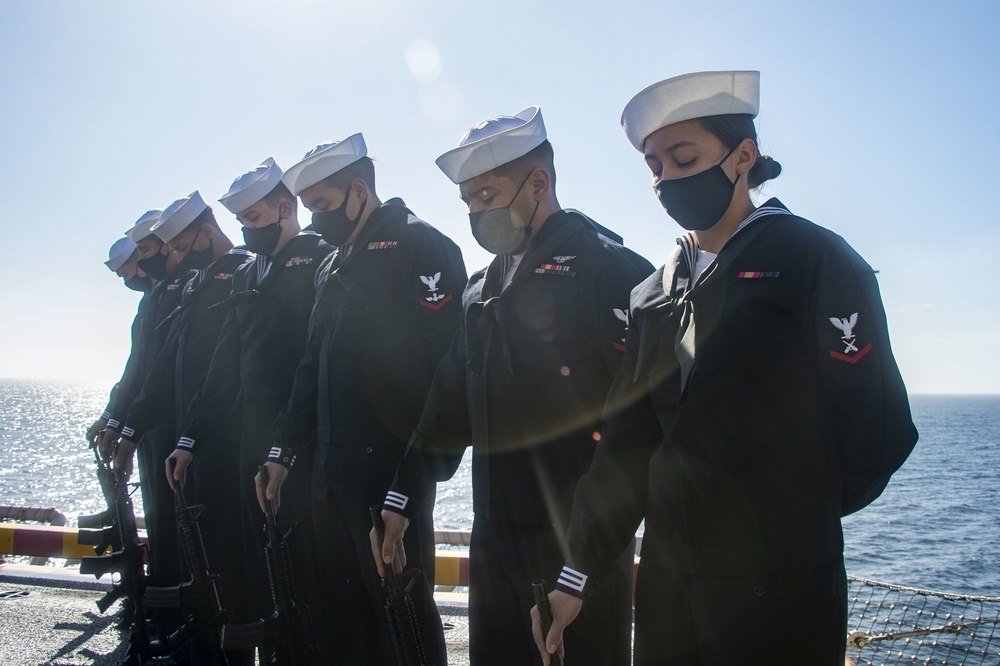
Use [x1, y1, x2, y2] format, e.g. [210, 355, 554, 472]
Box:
[77, 524, 118, 553]
[77, 508, 114, 529]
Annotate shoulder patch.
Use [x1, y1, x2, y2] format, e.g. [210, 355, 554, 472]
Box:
[418, 271, 452, 311]
[827, 312, 873, 363]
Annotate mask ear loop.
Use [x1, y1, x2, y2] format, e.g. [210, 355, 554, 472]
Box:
[514, 170, 541, 236]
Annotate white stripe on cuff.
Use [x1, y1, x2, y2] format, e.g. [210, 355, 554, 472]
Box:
[557, 566, 588, 593]
[269, 447, 282, 459]
[121, 426, 134, 439]
[177, 437, 195, 450]
[107, 419, 120, 430]
[384, 491, 409, 511]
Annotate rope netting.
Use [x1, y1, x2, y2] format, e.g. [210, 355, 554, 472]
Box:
[847, 576, 1000, 665]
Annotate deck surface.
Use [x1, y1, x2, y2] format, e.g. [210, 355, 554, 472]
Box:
[0, 567, 471, 665]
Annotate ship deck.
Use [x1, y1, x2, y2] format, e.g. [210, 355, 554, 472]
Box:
[0, 565, 473, 665]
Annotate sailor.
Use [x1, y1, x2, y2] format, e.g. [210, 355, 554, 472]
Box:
[97, 209, 196, 645]
[106, 236, 152, 293]
[374, 107, 654, 665]
[256, 134, 466, 663]
[532, 71, 918, 666]
[86, 237, 152, 447]
[114, 191, 253, 664]
[165, 158, 332, 627]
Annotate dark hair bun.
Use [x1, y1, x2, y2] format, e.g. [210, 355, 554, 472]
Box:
[749, 155, 782, 189]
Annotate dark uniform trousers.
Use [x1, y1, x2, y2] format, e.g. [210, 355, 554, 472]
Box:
[632, 557, 847, 666]
[310, 442, 444, 665]
[469, 517, 633, 666]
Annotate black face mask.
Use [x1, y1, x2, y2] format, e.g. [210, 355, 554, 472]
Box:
[468, 173, 538, 256]
[242, 211, 283, 255]
[654, 149, 737, 231]
[124, 274, 153, 292]
[179, 229, 214, 270]
[137, 251, 168, 280]
[312, 187, 367, 246]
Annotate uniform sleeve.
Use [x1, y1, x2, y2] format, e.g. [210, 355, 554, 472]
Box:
[121, 320, 180, 443]
[557, 306, 661, 598]
[270, 331, 321, 469]
[176, 305, 242, 454]
[107, 330, 146, 429]
[594, 247, 655, 377]
[405, 230, 468, 385]
[384, 325, 470, 520]
[808, 237, 918, 516]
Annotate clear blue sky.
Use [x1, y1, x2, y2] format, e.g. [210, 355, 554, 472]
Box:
[1, 1, 997, 393]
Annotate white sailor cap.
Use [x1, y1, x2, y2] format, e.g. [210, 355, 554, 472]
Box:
[105, 237, 137, 271]
[125, 209, 163, 243]
[282, 134, 367, 196]
[621, 71, 760, 151]
[219, 158, 284, 214]
[436, 106, 546, 184]
[153, 190, 209, 243]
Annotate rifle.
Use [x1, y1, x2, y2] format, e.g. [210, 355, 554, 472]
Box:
[77, 447, 122, 554]
[369, 505, 430, 666]
[79, 442, 152, 664]
[144, 463, 231, 664]
[220, 465, 317, 664]
[532, 580, 562, 666]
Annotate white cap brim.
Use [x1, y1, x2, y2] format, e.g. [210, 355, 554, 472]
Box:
[219, 157, 284, 214]
[621, 71, 760, 151]
[436, 106, 546, 184]
[105, 237, 137, 271]
[125, 209, 163, 243]
[153, 190, 209, 243]
[282, 133, 367, 196]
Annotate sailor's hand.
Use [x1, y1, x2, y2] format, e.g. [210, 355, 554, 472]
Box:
[86, 418, 107, 448]
[112, 437, 137, 479]
[531, 590, 580, 665]
[371, 510, 408, 578]
[166, 449, 192, 491]
[98, 427, 120, 460]
[255, 462, 287, 513]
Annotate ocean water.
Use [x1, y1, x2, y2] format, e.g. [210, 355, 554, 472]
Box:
[1, 381, 997, 597]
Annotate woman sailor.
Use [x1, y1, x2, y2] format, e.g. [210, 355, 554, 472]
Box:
[532, 70, 917, 665]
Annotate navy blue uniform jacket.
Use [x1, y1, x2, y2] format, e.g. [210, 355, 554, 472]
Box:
[558, 201, 918, 596]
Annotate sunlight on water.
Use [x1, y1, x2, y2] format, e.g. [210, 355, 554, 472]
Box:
[0, 379, 144, 524]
